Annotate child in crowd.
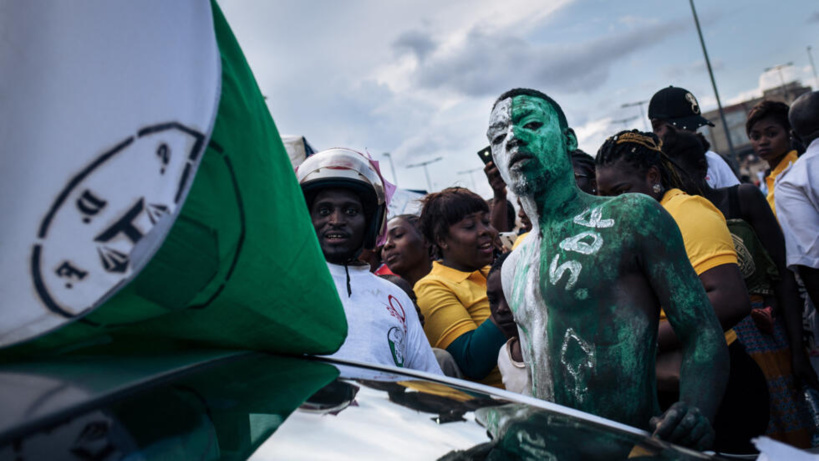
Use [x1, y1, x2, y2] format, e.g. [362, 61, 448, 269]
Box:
[487, 252, 529, 394]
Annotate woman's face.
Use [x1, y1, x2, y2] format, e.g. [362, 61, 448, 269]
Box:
[381, 217, 428, 277]
[749, 116, 791, 166]
[440, 211, 497, 272]
[595, 159, 660, 200]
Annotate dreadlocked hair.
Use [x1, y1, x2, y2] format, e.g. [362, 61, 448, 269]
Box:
[595, 129, 687, 192]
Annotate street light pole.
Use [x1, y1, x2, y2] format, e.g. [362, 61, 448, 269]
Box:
[382, 152, 398, 187]
[621, 100, 650, 131]
[457, 167, 482, 190]
[807, 46, 818, 90]
[689, 0, 736, 162]
[765, 62, 793, 102]
[406, 157, 443, 192]
[612, 116, 638, 130]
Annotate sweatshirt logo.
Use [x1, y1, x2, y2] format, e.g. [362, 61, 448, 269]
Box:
[388, 326, 405, 367]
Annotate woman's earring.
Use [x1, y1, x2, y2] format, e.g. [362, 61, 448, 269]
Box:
[652, 183, 663, 194]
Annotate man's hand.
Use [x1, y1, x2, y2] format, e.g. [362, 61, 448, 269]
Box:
[484, 162, 506, 197]
[649, 402, 714, 451]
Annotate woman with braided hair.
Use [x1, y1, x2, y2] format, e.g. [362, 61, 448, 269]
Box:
[595, 129, 768, 454]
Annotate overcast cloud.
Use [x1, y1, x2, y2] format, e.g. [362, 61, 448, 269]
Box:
[222, 0, 819, 196]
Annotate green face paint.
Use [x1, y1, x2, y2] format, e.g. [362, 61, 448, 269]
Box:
[490, 92, 727, 432]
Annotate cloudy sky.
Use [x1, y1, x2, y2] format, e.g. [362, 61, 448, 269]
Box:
[220, 0, 819, 198]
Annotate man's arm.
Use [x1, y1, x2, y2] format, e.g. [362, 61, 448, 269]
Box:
[656, 264, 749, 351]
[484, 161, 510, 232]
[637, 198, 728, 449]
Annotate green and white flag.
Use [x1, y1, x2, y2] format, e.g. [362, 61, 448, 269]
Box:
[0, 1, 346, 356]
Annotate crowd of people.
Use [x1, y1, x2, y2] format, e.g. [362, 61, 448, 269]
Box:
[294, 85, 819, 454]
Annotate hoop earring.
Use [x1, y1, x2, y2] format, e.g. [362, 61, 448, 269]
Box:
[652, 183, 663, 195]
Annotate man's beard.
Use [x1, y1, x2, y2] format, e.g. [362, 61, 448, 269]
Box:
[509, 170, 550, 198]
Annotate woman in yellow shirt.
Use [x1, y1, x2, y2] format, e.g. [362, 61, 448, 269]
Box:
[747, 100, 799, 217]
[415, 187, 506, 388]
[595, 130, 766, 454]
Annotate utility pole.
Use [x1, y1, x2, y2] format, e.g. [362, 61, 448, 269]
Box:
[621, 100, 650, 131]
[689, 0, 736, 162]
[457, 167, 482, 190]
[612, 116, 638, 130]
[407, 157, 442, 192]
[808, 46, 818, 90]
[382, 152, 398, 187]
[765, 62, 793, 102]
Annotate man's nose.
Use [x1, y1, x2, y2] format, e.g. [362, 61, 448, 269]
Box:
[480, 222, 497, 237]
[328, 209, 345, 225]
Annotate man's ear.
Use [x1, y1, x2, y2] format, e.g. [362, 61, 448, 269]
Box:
[564, 128, 579, 152]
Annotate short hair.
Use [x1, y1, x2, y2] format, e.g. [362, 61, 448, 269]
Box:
[493, 88, 569, 131]
[570, 149, 596, 177]
[595, 129, 687, 192]
[391, 213, 421, 231]
[419, 187, 489, 250]
[789, 91, 819, 145]
[746, 100, 790, 136]
[488, 251, 511, 279]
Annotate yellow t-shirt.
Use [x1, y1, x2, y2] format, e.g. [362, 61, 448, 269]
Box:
[414, 261, 503, 387]
[660, 188, 739, 345]
[512, 232, 529, 250]
[765, 150, 798, 218]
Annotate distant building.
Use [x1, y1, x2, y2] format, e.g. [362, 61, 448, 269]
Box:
[699, 80, 812, 184]
[701, 80, 812, 158]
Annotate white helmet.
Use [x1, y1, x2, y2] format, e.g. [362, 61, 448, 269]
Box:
[297, 148, 387, 249]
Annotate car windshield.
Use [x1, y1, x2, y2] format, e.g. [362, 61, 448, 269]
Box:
[0, 351, 713, 460]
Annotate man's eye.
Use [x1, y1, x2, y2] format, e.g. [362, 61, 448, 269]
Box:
[345, 208, 359, 216]
[524, 121, 543, 130]
[317, 207, 331, 216]
[750, 133, 760, 141]
[492, 134, 506, 145]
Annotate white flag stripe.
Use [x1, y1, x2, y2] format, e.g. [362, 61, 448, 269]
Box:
[0, 1, 221, 346]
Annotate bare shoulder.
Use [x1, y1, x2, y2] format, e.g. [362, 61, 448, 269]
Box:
[598, 194, 671, 235]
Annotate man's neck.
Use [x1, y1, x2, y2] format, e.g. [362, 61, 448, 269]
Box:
[519, 179, 587, 231]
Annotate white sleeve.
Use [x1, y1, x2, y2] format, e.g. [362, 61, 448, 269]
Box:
[705, 151, 740, 188]
[776, 161, 819, 270]
[400, 291, 444, 375]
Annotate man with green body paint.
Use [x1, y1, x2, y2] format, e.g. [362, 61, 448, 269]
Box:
[486, 88, 729, 450]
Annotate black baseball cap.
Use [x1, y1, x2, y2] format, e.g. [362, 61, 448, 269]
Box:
[648, 86, 714, 130]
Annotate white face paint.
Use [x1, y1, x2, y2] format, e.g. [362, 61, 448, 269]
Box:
[487, 97, 515, 187]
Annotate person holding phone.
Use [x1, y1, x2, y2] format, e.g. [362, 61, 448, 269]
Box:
[479, 146, 514, 235]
